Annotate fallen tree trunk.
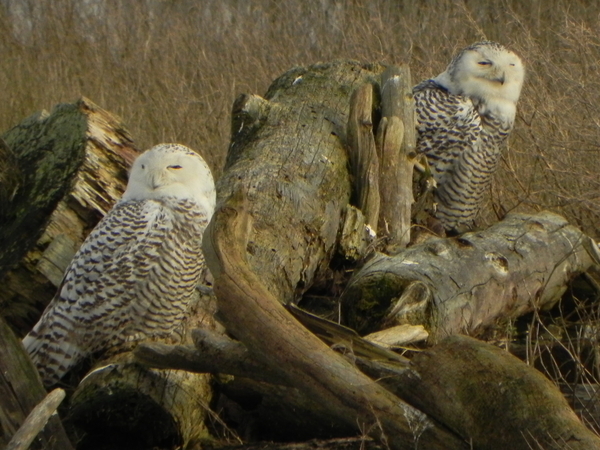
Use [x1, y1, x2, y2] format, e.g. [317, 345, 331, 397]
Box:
[342, 211, 598, 339]
[137, 307, 600, 448]
[358, 335, 600, 449]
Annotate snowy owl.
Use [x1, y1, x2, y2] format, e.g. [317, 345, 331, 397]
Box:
[413, 41, 524, 232]
[23, 143, 216, 387]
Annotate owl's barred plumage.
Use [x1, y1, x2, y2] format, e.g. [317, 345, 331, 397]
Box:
[414, 41, 524, 232]
[23, 144, 216, 387]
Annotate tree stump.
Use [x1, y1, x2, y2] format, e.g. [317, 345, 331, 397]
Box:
[0, 98, 139, 333]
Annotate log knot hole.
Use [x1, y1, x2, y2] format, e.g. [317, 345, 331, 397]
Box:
[484, 252, 509, 274]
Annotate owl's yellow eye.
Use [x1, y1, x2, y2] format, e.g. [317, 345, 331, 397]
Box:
[168, 165, 183, 170]
[478, 61, 491, 66]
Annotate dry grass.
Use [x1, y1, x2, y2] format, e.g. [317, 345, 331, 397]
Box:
[1, 0, 599, 238]
[2, 0, 600, 428]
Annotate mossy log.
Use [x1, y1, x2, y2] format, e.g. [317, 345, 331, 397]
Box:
[138, 308, 600, 448]
[342, 211, 598, 339]
[0, 97, 139, 333]
[358, 335, 600, 449]
[219, 61, 392, 304]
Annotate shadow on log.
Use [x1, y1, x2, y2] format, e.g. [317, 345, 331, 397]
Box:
[0, 317, 73, 449]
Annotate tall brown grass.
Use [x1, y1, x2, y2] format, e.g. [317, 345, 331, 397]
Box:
[2, 0, 600, 239]
[2, 0, 600, 427]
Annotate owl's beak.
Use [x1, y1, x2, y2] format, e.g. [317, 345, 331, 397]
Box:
[149, 171, 163, 190]
[495, 73, 506, 85]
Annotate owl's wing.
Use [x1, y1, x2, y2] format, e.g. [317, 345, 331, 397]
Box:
[413, 80, 481, 182]
[22, 199, 173, 385]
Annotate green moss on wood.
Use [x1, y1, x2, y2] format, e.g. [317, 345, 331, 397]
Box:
[0, 103, 87, 276]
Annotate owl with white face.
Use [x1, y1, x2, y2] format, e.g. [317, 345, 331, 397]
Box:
[414, 41, 525, 232]
[23, 143, 216, 387]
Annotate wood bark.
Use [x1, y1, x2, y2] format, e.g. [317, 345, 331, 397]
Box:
[342, 211, 598, 339]
[347, 84, 380, 229]
[0, 98, 139, 333]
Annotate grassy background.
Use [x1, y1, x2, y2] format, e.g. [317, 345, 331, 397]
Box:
[2, 0, 600, 432]
[1, 0, 600, 237]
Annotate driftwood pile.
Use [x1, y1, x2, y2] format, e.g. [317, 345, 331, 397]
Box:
[1, 61, 600, 450]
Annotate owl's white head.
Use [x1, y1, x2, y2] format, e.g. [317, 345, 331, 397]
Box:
[434, 42, 525, 126]
[122, 143, 216, 215]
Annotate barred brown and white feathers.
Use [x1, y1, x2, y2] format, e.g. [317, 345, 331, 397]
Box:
[23, 143, 216, 387]
[414, 41, 524, 232]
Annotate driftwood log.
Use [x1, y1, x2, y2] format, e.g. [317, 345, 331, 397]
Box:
[342, 211, 599, 339]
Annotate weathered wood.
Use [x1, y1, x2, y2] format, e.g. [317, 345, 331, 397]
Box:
[135, 328, 284, 386]
[0, 317, 73, 450]
[358, 335, 600, 449]
[363, 324, 428, 347]
[203, 192, 468, 450]
[217, 61, 384, 304]
[377, 67, 415, 253]
[69, 357, 212, 450]
[342, 211, 597, 339]
[69, 291, 216, 449]
[6, 389, 65, 450]
[337, 205, 375, 263]
[347, 84, 380, 229]
[0, 97, 139, 333]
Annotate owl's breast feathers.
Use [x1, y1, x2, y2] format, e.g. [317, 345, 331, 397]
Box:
[23, 196, 209, 386]
[413, 80, 481, 181]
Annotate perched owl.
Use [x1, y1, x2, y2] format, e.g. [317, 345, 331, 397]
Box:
[23, 143, 216, 387]
[414, 41, 525, 232]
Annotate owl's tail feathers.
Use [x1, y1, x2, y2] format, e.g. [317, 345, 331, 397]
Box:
[22, 328, 83, 388]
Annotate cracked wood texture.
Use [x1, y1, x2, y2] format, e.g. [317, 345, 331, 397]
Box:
[341, 211, 597, 339]
[0, 98, 139, 333]
[220, 61, 387, 304]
